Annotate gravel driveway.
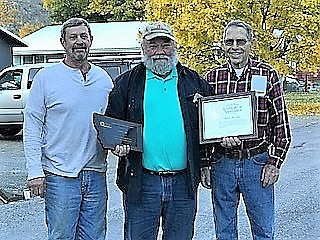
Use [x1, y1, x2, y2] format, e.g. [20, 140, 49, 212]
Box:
[0, 115, 319, 240]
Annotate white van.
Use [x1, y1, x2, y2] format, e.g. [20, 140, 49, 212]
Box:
[0, 63, 54, 136]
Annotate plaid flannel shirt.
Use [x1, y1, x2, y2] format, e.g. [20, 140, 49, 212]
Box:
[206, 59, 291, 168]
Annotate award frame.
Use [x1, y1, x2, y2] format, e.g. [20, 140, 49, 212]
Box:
[198, 91, 257, 144]
[93, 113, 143, 152]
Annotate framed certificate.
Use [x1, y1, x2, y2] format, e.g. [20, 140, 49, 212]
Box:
[198, 91, 257, 144]
[93, 113, 143, 152]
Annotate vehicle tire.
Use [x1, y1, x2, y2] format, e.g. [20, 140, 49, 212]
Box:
[0, 128, 22, 136]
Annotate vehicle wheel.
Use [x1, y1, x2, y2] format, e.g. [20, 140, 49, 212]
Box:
[0, 128, 22, 136]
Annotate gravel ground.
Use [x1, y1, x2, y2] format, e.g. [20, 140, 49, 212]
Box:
[0, 115, 319, 240]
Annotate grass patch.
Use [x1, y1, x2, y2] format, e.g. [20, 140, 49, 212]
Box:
[285, 92, 320, 115]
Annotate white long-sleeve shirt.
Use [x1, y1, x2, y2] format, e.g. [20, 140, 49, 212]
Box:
[23, 62, 113, 180]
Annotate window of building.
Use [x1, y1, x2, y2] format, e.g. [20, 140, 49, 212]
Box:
[35, 55, 45, 63]
[23, 56, 33, 64]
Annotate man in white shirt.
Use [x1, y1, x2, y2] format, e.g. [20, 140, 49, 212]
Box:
[24, 17, 113, 240]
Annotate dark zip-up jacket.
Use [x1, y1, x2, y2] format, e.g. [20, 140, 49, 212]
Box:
[105, 62, 212, 202]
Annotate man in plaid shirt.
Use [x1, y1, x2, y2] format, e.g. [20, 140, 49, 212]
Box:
[202, 20, 292, 239]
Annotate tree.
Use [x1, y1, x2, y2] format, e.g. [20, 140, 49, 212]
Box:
[87, 0, 145, 21]
[42, 0, 92, 23]
[18, 23, 44, 38]
[146, 0, 229, 73]
[41, 0, 145, 23]
[0, 0, 18, 32]
[145, 0, 320, 75]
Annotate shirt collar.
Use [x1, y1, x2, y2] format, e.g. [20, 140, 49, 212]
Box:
[227, 58, 251, 77]
[146, 67, 178, 81]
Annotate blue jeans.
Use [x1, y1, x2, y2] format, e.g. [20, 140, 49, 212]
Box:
[45, 170, 107, 240]
[211, 152, 274, 240]
[124, 171, 197, 240]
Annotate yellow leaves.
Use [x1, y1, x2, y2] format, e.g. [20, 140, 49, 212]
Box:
[42, 0, 54, 10]
[18, 23, 44, 38]
[0, 0, 17, 28]
[88, 0, 144, 17]
[145, 0, 320, 76]
[288, 37, 320, 74]
[287, 103, 320, 115]
[87, 0, 112, 16]
[286, 92, 320, 115]
[146, 0, 227, 73]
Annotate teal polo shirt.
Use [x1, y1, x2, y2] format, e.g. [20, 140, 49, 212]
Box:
[143, 67, 187, 171]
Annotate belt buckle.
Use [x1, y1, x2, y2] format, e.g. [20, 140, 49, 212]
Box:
[227, 149, 253, 159]
[230, 150, 242, 159]
[158, 170, 176, 176]
[231, 149, 243, 159]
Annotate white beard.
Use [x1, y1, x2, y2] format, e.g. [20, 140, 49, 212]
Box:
[142, 51, 178, 76]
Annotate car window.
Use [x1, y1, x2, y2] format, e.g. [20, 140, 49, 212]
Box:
[27, 68, 42, 89]
[99, 65, 121, 81]
[0, 69, 23, 90]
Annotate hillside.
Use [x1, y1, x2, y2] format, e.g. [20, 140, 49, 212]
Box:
[11, 0, 51, 31]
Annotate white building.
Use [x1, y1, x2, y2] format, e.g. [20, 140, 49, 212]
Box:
[13, 21, 145, 79]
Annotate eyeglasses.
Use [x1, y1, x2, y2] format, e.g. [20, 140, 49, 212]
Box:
[224, 39, 248, 46]
[145, 42, 174, 52]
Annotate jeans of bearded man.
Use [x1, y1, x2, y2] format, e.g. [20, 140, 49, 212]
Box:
[123, 171, 197, 240]
[45, 170, 107, 240]
[211, 152, 275, 240]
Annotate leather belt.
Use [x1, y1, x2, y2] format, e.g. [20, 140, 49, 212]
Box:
[218, 147, 267, 159]
[143, 168, 186, 176]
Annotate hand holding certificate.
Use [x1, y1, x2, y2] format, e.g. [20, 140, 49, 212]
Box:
[198, 92, 257, 144]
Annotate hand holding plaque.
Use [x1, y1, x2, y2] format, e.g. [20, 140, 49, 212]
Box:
[93, 113, 143, 152]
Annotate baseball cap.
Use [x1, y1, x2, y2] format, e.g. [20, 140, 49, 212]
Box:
[139, 21, 176, 41]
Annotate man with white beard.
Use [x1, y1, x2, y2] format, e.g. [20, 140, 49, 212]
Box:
[105, 21, 213, 240]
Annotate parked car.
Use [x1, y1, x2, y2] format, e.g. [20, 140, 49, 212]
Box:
[0, 61, 135, 136]
[283, 75, 305, 92]
[307, 84, 320, 93]
[0, 63, 54, 136]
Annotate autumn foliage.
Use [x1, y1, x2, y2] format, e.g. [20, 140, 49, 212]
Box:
[145, 0, 320, 76]
[0, 0, 18, 31]
[286, 92, 320, 115]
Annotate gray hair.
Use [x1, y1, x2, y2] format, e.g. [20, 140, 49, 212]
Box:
[223, 20, 254, 41]
[60, 18, 91, 40]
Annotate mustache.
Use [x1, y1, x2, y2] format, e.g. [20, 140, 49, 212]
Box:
[72, 43, 87, 49]
[151, 54, 169, 60]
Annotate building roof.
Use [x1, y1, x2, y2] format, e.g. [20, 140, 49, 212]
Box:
[0, 26, 28, 47]
[13, 21, 145, 56]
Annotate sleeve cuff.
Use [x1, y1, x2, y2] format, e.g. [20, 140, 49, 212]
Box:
[267, 156, 283, 169]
